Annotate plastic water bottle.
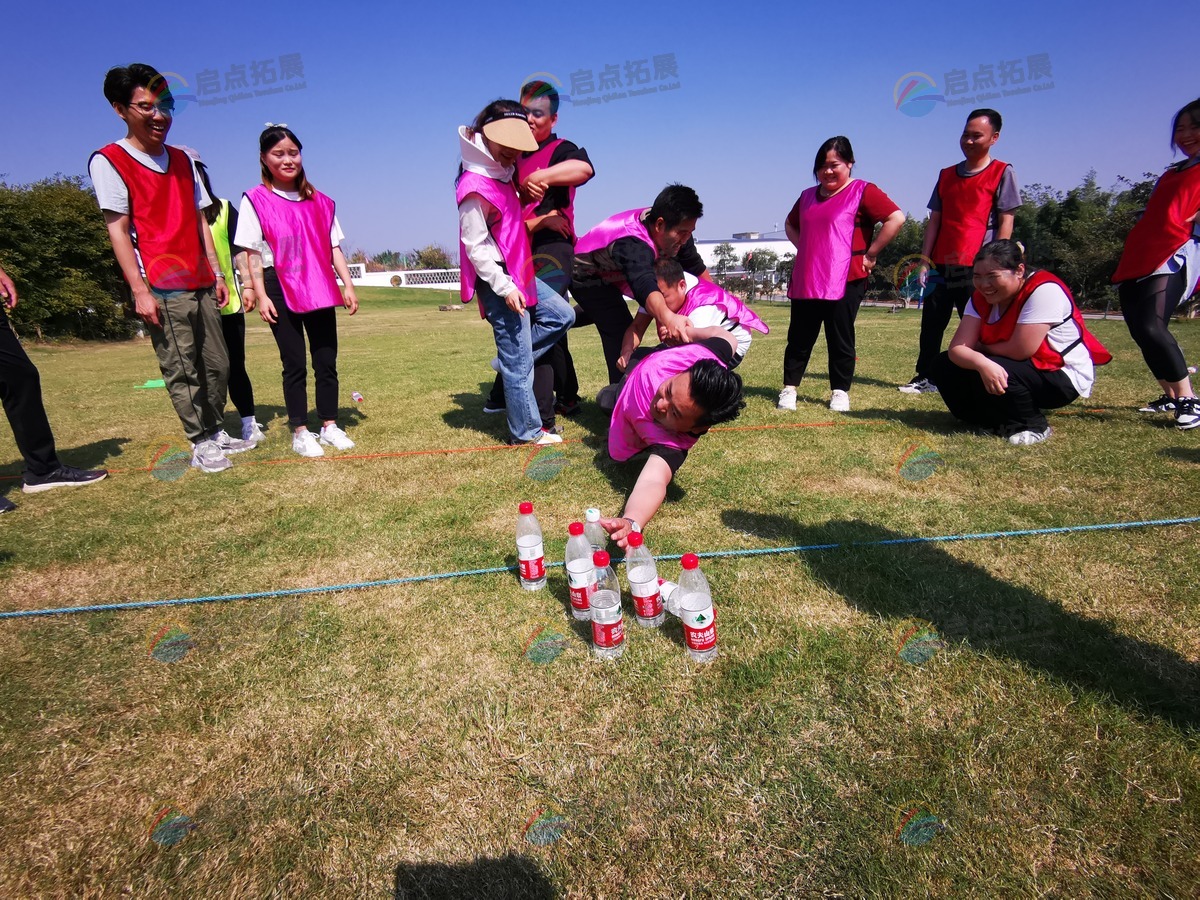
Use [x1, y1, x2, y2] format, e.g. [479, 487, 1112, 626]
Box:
[624, 532, 664, 628]
[678, 553, 717, 662]
[564, 522, 594, 621]
[584, 508, 606, 554]
[351, 391, 364, 403]
[590, 551, 625, 660]
[658, 578, 681, 617]
[515, 502, 546, 591]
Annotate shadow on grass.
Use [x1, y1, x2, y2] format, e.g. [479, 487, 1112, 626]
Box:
[721, 511, 1200, 731]
[1159, 447, 1200, 464]
[588, 441, 687, 510]
[0, 436, 132, 479]
[394, 853, 556, 899]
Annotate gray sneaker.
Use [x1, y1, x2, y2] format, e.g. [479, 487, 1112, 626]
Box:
[899, 377, 938, 394]
[211, 429, 255, 455]
[1008, 427, 1052, 446]
[191, 439, 232, 472]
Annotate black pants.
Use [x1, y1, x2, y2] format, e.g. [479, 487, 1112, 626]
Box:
[1119, 271, 1190, 383]
[783, 279, 866, 390]
[220, 312, 255, 419]
[570, 280, 636, 384]
[0, 309, 58, 476]
[915, 264, 974, 381]
[932, 351, 1078, 434]
[264, 269, 339, 428]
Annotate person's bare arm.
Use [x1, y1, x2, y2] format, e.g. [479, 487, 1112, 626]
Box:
[331, 246, 359, 315]
[599, 454, 674, 549]
[103, 211, 160, 326]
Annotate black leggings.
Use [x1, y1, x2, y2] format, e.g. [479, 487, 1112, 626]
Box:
[932, 351, 1078, 434]
[264, 269, 339, 428]
[220, 312, 255, 419]
[1119, 271, 1190, 383]
[783, 278, 866, 390]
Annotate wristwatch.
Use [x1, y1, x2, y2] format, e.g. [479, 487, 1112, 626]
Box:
[622, 517, 642, 533]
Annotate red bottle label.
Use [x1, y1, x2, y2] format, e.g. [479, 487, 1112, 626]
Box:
[592, 619, 625, 649]
[569, 583, 592, 611]
[633, 590, 662, 618]
[519, 556, 545, 580]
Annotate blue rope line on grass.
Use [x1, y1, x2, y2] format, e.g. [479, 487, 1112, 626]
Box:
[2, 516, 1197, 620]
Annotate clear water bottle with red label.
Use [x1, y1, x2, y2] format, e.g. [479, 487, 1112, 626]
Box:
[564, 522, 594, 620]
[624, 532, 664, 628]
[589, 551, 625, 660]
[658, 578, 681, 617]
[584, 508, 606, 555]
[515, 501, 546, 591]
[678, 553, 717, 662]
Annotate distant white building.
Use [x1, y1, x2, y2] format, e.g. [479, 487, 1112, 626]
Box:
[695, 231, 795, 282]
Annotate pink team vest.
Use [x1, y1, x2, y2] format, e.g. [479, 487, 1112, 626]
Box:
[456, 171, 537, 318]
[609, 342, 725, 461]
[575, 208, 656, 294]
[244, 186, 342, 314]
[788, 180, 867, 300]
[681, 281, 769, 334]
[516, 138, 575, 229]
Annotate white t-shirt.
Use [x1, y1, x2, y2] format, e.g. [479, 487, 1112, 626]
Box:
[965, 280, 1095, 397]
[88, 139, 213, 275]
[235, 189, 344, 270]
[638, 272, 752, 360]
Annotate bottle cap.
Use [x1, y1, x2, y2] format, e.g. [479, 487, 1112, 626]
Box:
[519, 501, 534, 515]
[568, 522, 584, 536]
[627, 532, 644, 548]
[593, 550, 610, 567]
[681, 553, 700, 570]
[585, 507, 601, 522]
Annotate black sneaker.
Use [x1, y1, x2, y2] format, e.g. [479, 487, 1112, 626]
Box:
[1175, 396, 1200, 431]
[482, 400, 506, 414]
[22, 465, 108, 494]
[0, 496, 15, 513]
[1138, 394, 1176, 413]
[555, 399, 582, 417]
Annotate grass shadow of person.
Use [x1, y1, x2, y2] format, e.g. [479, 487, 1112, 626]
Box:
[394, 852, 557, 900]
[0, 436, 132, 478]
[1159, 446, 1200, 465]
[720, 511, 1200, 731]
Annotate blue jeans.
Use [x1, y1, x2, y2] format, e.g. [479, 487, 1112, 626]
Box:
[480, 278, 575, 443]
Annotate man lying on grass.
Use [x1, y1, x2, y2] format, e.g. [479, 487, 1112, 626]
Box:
[600, 331, 745, 548]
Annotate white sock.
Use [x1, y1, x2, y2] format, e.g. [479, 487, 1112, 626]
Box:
[241, 415, 256, 427]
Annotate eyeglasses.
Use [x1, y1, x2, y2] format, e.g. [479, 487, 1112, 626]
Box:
[128, 100, 175, 117]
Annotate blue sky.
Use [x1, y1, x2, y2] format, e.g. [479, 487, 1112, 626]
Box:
[1, 0, 1191, 256]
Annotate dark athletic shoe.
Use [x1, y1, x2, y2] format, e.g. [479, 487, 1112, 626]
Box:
[22, 465, 108, 494]
[483, 400, 506, 414]
[1138, 394, 1176, 414]
[555, 399, 582, 417]
[898, 377, 938, 394]
[1175, 397, 1200, 431]
[0, 496, 16, 513]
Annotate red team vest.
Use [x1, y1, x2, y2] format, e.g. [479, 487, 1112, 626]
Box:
[456, 171, 537, 317]
[244, 185, 343, 314]
[1111, 161, 1200, 283]
[516, 138, 575, 230]
[974, 271, 1111, 371]
[92, 143, 214, 291]
[931, 159, 1009, 267]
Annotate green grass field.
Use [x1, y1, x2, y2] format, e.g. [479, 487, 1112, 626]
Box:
[0, 287, 1196, 898]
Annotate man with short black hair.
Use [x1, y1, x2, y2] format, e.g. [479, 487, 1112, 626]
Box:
[573, 184, 714, 384]
[600, 330, 745, 547]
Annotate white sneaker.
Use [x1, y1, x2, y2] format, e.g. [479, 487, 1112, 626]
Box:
[292, 430, 325, 457]
[241, 418, 265, 444]
[211, 429, 254, 454]
[191, 439, 232, 473]
[534, 430, 563, 445]
[777, 386, 797, 410]
[319, 423, 356, 450]
[829, 389, 850, 413]
[1008, 427, 1051, 446]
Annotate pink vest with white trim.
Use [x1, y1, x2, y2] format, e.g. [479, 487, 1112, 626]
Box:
[608, 342, 725, 461]
[456, 171, 536, 316]
[245, 186, 343, 313]
[788, 180, 867, 301]
[681, 280, 769, 335]
[516, 138, 575, 229]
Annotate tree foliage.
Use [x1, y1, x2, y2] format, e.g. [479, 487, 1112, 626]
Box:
[411, 243, 455, 269]
[0, 176, 131, 340]
[712, 242, 738, 276]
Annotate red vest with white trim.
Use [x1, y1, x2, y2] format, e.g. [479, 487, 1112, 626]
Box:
[974, 270, 1111, 371]
[456, 171, 536, 318]
[92, 143, 214, 291]
[1112, 161, 1200, 283]
[931, 159, 1009, 267]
